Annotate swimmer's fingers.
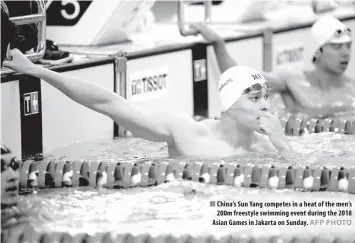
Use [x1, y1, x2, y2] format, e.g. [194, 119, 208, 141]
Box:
[2, 49, 34, 74]
[190, 23, 223, 42]
[259, 112, 274, 118]
[258, 116, 272, 124]
[259, 123, 271, 135]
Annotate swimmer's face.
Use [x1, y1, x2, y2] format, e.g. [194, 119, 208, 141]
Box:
[228, 85, 270, 130]
[318, 41, 351, 74]
[1, 152, 20, 208]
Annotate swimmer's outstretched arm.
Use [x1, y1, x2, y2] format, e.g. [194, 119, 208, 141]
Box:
[191, 23, 289, 93]
[3, 49, 176, 143]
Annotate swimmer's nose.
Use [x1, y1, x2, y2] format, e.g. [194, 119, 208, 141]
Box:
[260, 99, 270, 112]
[340, 44, 351, 57]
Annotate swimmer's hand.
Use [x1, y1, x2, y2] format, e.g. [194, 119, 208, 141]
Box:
[258, 112, 294, 154]
[190, 23, 224, 43]
[3, 49, 37, 75]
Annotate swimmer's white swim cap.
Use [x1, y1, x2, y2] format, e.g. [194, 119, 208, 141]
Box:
[218, 65, 266, 112]
[304, 15, 351, 68]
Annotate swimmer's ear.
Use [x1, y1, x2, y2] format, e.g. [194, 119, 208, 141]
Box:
[314, 49, 322, 61]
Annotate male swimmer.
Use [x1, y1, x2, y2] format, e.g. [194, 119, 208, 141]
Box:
[1, 5, 34, 242]
[192, 15, 355, 118]
[1, 1, 20, 211]
[4, 49, 293, 158]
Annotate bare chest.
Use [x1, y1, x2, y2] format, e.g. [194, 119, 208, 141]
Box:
[286, 74, 355, 113]
[168, 133, 250, 158]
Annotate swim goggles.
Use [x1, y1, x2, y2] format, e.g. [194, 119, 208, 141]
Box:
[333, 28, 352, 38]
[243, 82, 271, 94]
[1, 144, 19, 172]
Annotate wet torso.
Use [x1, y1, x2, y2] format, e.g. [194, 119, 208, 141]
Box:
[167, 119, 267, 158]
[281, 70, 355, 118]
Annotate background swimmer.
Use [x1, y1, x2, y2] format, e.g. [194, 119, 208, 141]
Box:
[4, 51, 294, 159]
[192, 15, 355, 118]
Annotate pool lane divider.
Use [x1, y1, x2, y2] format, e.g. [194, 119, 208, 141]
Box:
[273, 116, 355, 135]
[194, 116, 355, 135]
[19, 160, 355, 194]
[6, 225, 355, 243]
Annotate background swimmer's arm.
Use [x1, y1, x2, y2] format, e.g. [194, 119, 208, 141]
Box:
[191, 23, 236, 73]
[262, 71, 288, 93]
[192, 24, 289, 93]
[212, 40, 238, 73]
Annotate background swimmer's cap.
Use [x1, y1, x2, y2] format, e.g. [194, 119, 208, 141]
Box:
[218, 65, 266, 112]
[303, 15, 351, 68]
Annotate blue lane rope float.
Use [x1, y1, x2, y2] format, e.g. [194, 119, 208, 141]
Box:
[19, 159, 355, 194]
[5, 225, 355, 243]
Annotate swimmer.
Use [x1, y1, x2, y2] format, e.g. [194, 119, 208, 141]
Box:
[1, 1, 20, 210]
[4, 51, 293, 159]
[192, 15, 355, 118]
[1, 144, 20, 209]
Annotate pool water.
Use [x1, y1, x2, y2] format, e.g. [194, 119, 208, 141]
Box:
[16, 132, 355, 239]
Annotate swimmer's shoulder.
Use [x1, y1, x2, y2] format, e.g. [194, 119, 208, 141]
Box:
[196, 117, 219, 135]
[151, 110, 209, 135]
[270, 65, 306, 87]
[277, 65, 306, 80]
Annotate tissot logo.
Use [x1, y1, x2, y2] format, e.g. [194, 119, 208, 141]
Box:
[46, 0, 93, 26]
[193, 59, 207, 82]
[23, 92, 39, 116]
